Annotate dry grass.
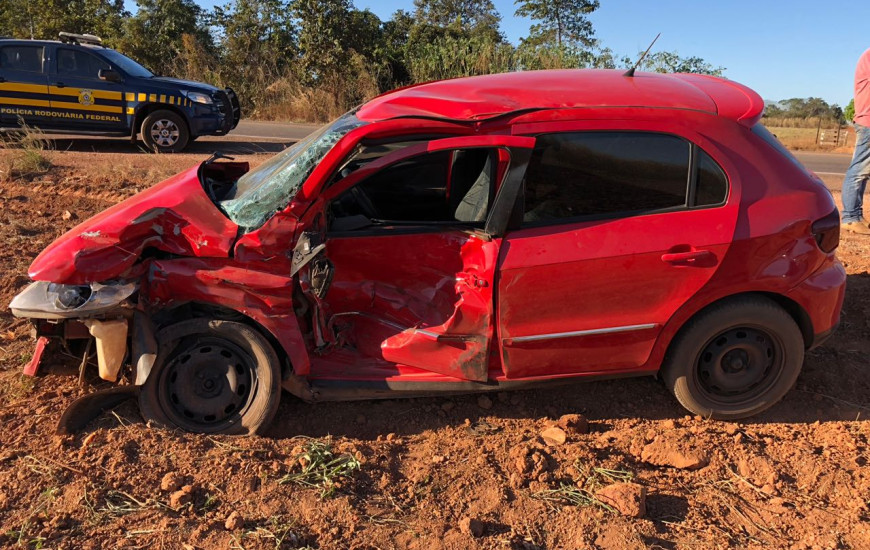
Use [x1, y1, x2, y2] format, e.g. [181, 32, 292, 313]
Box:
[0, 122, 53, 182]
[765, 125, 856, 153]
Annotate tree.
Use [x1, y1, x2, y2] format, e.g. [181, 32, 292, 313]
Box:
[210, 0, 297, 109]
[638, 51, 724, 76]
[0, 0, 127, 43]
[117, 0, 213, 76]
[291, 0, 354, 85]
[514, 0, 598, 48]
[764, 103, 784, 118]
[413, 0, 503, 39]
[845, 99, 856, 123]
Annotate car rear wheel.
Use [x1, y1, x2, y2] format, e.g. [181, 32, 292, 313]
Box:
[661, 296, 804, 420]
[141, 110, 190, 153]
[139, 319, 281, 435]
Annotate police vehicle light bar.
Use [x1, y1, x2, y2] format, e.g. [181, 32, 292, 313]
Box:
[58, 32, 103, 46]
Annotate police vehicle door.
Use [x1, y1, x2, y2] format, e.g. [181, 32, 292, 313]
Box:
[48, 46, 126, 130]
[0, 44, 52, 127]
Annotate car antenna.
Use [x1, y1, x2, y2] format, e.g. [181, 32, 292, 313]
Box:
[205, 151, 235, 164]
[623, 33, 661, 77]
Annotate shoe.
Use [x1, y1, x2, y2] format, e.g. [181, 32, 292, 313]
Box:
[842, 221, 870, 235]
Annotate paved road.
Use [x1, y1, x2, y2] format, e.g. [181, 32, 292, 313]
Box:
[233, 120, 318, 140]
[793, 151, 852, 176]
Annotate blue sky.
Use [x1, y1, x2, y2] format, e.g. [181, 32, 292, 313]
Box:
[125, 0, 869, 106]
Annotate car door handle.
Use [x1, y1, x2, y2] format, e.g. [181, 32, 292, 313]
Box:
[0, 77, 5, 83]
[54, 82, 65, 88]
[661, 250, 715, 264]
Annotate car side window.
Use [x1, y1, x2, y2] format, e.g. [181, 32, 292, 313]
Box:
[57, 48, 109, 79]
[522, 132, 729, 226]
[523, 132, 692, 225]
[0, 46, 44, 73]
[329, 148, 496, 230]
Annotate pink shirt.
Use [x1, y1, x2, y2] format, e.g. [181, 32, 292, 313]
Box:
[855, 48, 870, 126]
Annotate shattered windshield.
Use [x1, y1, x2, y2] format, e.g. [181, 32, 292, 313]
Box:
[219, 112, 368, 230]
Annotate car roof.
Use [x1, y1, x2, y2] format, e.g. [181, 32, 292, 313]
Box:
[0, 38, 104, 50]
[356, 69, 764, 127]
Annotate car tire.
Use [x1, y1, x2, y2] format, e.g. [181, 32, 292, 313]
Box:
[141, 109, 190, 153]
[661, 296, 804, 420]
[139, 319, 281, 435]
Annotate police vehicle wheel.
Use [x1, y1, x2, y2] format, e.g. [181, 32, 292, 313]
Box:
[142, 110, 189, 153]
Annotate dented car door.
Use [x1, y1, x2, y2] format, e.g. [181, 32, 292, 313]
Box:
[295, 136, 534, 382]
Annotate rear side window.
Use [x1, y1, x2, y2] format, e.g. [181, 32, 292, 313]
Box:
[695, 150, 728, 206]
[57, 48, 109, 79]
[0, 46, 44, 73]
[522, 132, 727, 225]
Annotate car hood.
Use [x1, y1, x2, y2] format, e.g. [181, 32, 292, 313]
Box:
[149, 76, 222, 94]
[28, 164, 239, 285]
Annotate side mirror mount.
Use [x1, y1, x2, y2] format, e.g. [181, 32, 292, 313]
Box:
[98, 68, 122, 83]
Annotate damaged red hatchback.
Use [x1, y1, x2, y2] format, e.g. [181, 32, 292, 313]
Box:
[11, 69, 846, 434]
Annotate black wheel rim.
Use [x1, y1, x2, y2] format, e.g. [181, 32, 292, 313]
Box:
[695, 326, 784, 406]
[158, 336, 255, 431]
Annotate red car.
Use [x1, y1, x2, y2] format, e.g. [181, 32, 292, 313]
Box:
[10, 69, 845, 435]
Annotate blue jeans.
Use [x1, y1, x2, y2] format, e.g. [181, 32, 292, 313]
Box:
[842, 123, 870, 223]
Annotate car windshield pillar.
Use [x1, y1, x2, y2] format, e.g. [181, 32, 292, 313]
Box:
[218, 112, 367, 231]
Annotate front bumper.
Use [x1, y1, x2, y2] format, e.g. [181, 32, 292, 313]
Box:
[191, 88, 240, 137]
[11, 281, 139, 382]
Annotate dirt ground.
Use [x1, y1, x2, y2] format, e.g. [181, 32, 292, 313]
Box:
[0, 142, 869, 550]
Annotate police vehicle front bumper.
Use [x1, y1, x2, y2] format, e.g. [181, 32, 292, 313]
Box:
[189, 88, 241, 137]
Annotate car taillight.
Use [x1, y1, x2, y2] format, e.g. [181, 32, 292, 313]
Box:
[811, 209, 840, 253]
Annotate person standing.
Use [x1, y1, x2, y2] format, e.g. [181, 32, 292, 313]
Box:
[842, 48, 870, 234]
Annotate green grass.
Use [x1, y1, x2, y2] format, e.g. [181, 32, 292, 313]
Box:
[278, 437, 361, 499]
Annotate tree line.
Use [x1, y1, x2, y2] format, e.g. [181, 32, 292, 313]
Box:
[0, 0, 726, 121]
[764, 97, 852, 126]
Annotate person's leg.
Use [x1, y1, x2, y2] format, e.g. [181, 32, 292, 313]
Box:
[842, 124, 870, 225]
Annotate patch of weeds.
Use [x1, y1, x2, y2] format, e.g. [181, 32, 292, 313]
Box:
[248, 516, 306, 550]
[0, 374, 37, 402]
[21, 455, 57, 480]
[7, 487, 59, 548]
[0, 120, 53, 182]
[199, 492, 220, 513]
[532, 464, 635, 513]
[533, 483, 617, 513]
[99, 489, 165, 517]
[279, 437, 361, 499]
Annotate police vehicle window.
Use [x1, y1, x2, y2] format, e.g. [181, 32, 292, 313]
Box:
[99, 49, 153, 78]
[522, 132, 690, 225]
[57, 49, 109, 79]
[0, 46, 44, 73]
[695, 150, 728, 206]
[329, 148, 495, 229]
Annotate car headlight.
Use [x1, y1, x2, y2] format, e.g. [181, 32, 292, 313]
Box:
[10, 281, 138, 319]
[183, 91, 213, 105]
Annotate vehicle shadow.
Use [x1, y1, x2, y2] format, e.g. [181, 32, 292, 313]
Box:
[45, 137, 292, 155]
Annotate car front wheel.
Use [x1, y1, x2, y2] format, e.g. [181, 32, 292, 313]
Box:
[139, 319, 281, 435]
[661, 296, 804, 420]
[141, 109, 190, 153]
